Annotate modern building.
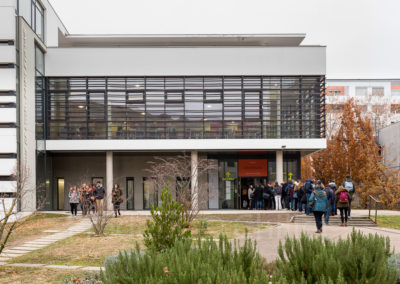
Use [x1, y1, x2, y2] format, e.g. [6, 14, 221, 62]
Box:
[0, 0, 326, 211]
[378, 122, 400, 173]
[326, 79, 400, 137]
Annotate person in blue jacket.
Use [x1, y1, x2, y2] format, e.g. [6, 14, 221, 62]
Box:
[309, 180, 328, 233]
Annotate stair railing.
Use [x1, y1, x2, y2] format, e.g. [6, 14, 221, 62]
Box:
[368, 195, 382, 224]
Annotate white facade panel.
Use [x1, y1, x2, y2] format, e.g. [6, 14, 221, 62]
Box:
[0, 96, 16, 103]
[0, 46, 15, 63]
[45, 138, 327, 151]
[46, 47, 326, 76]
[0, 128, 17, 153]
[0, 5, 15, 40]
[0, 69, 16, 91]
[0, 108, 16, 123]
[0, 181, 17, 193]
[0, 158, 16, 175]
[0, 198, 17, 213]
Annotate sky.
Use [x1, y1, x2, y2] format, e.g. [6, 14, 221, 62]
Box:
[48, 0, 400, 79]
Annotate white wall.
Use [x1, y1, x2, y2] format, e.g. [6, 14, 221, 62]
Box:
[0, 181, 17, 193]
[0, 128, 17, 153]
[46, 138, 327, 151]
[45, 46, 326, 76]
[0, 159, 17, 176]
[0, 1, 15, 41]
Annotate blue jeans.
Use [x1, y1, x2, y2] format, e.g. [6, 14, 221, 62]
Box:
[257, 199, 264, 209]
[314, 211, 324, 230]
[298, 201, 303, 212]
[324, 203, 332, 224]
[305, 193, 311, 215]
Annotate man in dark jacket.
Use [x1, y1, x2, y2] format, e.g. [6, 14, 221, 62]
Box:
[304, 179, 314, 215]
[328, 180, 338, 215]
[324, 184, 335, 225]
[94, 181, 105, 216]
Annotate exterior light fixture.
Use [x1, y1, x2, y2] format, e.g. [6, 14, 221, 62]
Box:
[135, 84, 141, 88]
[77, 105, 85, 109]
[141, 112, 145, 115]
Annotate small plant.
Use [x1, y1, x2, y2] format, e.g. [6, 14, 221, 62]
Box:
[143, 182, 191, 252]
[101, 234, 269, 284]
[62, 273, 102, 284]
[274, 228, 397, 283]
[197, 219, 209, 236]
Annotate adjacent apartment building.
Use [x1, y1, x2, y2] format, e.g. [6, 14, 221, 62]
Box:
[0, 0, 326, 211]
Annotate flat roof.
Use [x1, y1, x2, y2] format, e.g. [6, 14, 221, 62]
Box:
[58, 33, 306, 47]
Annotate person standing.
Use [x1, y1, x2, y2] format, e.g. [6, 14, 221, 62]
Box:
[78, 185, 86, 215]
[335, 186, 350, 226]
[328, 180, 338, 215]
[247, 185, 255, 210]
[68, 186, 80, 216]
[94, 181, 105, 216]
[343, 175, 355, 218]
[273, 182, 282, 210]
[304, 179, 314, 215]
[112, 183, 123, 217]
[309, 181, 328, 233]
[254, 184, 263, 210]
[297, 181, 305, 212]
[324, 183, 334, 225]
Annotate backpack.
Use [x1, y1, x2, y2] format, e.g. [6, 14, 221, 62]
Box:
[339, 191, 349, 203]
[344, 181, 354, 192]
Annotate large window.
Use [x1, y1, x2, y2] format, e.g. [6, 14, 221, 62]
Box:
[17, 0, 45, 41]
[45, 76, 325, 140]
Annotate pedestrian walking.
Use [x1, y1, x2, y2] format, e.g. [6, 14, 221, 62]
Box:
[309, 180, 328, 233]
[248, 185, 255, 210]
[304, 179, 314, 215]
[254, 184, 264, 210]
[68, 186, 80, 216]
[273, 182, 282, 210]
[94, 181, 105, 216]
[343, 175, 355, 218]
[112, 183, 123, 217]
[335, 186, 351, 226]
[324, 183, 335, 225]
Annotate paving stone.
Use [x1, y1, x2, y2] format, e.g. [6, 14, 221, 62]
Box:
[6, 263, 45, 268]
[45, 265, 82, 269]
[81, 266, 103, 271]
[43, 230, 61, 233]
[0, 253, 21, 257]
[15, 246, 42, 251]
[0, 257, 10, 262]
[2, 249, 28, 254]
[0, 262, 8, 265]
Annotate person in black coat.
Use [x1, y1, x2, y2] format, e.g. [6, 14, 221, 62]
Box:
[254, 185, 264, 210]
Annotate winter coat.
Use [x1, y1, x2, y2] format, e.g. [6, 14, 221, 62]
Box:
[304, 179, 314, 194]
[94, 186, 105, 200]
[325, 186, 335, 206]
[343, 179, 356, 197]
[335, 187, 351, 208]
[254, 186, 263, 200]
[309, 188, 328, 212]
[112, 188, 123, 204]
[288, 184, 294, 199]
[248, 187, 255, 200]
[274, 184, 282, 196]
[68, 191, 80, 204]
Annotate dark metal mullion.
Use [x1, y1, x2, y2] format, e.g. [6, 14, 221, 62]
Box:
[241, 76, 244, 138]
[202, 77, 205, 138]
[260, 76, 263, 138]
[299, 76, 303, 138]
[125, 77, 128, 139]
[144, 76, 147, 139]
[85, 77, 89, 139]
[105, 77, 108, 139]
[66, 78, 70, 138]
[183, 76, 186, 139]
[222, 76, 225, 139]
[280, 77, 282, 139]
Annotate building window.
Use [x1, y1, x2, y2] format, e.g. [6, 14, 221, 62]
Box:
[372, 87, 384, 97]
[326, 87, 344, 96]
[17, 0, 45, 41]
[356, 87, 368, 96]
[166, 91, 183, 102]
[126, 91, 144, 103]
[205, 90, 222, 101]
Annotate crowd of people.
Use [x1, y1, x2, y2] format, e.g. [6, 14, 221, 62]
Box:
[68, 182, 123, 218]
[245, 175, 356, 233]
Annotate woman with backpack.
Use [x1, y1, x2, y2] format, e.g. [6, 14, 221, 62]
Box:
[308, 181, 328, 233]
[335, 186, 350, 226]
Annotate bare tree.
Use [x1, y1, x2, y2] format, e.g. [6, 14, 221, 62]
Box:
[0, 165, 41, 254]
[146, 154, 216, 225]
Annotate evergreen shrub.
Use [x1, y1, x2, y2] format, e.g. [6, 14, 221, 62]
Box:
[101, 235, 269, 284]
[275, 229, 397, 283]
[143, 183, 191, 252]
[388, 253, 400, 283]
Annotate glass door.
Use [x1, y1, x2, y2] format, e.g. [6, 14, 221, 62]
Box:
[143, 177, 157, 210]
[126, 177, 134, 210]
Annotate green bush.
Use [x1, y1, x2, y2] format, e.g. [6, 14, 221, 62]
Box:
[101, 235, 269, 284]
[197, 219, 209, 236]
[388, 253, 400, 283]
[143, 183, 191, 252]
[275, 229, 397, 283]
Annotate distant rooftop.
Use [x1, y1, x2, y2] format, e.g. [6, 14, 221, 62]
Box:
[58, 32, 306, 47]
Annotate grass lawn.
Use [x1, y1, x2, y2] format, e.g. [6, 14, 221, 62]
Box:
[3, 213, 76, 248]
[374, 215, 400, 230]
[9, 216, 271, 267]
[0, 266, 99, 284]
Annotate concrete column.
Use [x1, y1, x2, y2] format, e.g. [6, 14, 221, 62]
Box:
[106, 151, 113, 210]
[276, 150, 283, 183]
[191, 151, 199, 211]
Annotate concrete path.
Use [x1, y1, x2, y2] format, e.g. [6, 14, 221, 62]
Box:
[0, 218, 91, 263]
[246, 222, 400, 262]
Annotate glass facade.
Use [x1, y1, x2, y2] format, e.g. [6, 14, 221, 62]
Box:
[17, 0, 45, 41]
[45, 76, 325, 140]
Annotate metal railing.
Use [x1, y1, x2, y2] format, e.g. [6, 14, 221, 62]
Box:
[368, 195, 382, 224]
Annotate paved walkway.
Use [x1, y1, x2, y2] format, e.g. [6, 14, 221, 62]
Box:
[245, 222, 400, 261]
[0, 218, 92, 264]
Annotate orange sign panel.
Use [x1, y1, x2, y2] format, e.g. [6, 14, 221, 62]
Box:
[238, 159, 268, 177]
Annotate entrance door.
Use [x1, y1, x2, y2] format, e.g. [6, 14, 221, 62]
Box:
[143, 177, 157, 210]
[126, 177, 134, 210]
[239, 177, 268, 209]
[57, 178, 65, 210]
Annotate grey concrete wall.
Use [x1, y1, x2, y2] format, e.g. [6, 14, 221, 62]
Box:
[51, 152, 208, 210]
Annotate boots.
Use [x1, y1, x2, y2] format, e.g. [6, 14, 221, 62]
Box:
[344, 222, 348, 227]
[340, 223, 344, 227]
